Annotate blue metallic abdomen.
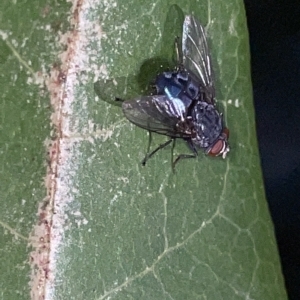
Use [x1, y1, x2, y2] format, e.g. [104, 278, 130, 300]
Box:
[155, 71, 201, 111]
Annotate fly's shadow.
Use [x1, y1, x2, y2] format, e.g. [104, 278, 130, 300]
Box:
[94, 58, 172, 107]
[94, 4, 184, 104]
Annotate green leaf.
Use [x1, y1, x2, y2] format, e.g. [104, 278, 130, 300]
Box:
[0, 0, 287, 299]
[48, 1, 287, 300]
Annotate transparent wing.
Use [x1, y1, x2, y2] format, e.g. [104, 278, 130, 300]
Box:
[182, 15, 215, 103]
[122, 95, 192, 138]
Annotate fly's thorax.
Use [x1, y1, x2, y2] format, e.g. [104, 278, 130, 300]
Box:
[191, 101, 224, 149]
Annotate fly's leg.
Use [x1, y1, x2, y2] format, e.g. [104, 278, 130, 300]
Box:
[174, 36, 182, 64]
[172, 153, 197, 169]
[172, 139, 198, 170]
[145, 131, 152, 160]
[174, 36, 184, 71]
[142, 132, 173, 166]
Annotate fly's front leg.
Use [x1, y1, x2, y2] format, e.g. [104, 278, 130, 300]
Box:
[172, 139, 198, 170]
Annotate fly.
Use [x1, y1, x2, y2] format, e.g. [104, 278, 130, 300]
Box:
[121, 15, 229, 169]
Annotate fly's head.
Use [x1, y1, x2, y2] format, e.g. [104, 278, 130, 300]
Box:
[207, 128, 230, 159]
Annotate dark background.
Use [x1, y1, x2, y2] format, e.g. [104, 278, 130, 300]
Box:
[244, 0, 300, 299]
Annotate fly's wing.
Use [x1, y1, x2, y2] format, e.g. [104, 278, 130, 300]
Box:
[122, 95, 192, 138]
[182, 15, 215, 104]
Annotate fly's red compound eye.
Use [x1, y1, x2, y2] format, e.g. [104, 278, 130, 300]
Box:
[208, 139, 226, 157]
[208, 128, 229, 157]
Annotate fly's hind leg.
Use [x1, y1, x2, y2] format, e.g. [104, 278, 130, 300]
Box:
[141, 132, 173, 166]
